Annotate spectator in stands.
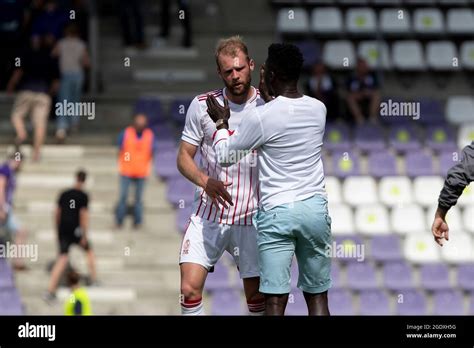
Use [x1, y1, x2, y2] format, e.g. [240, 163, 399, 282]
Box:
[119, 0, 145, 48]
[23, 0, 46, 41]
[158, 0, 192, 48]
[115, 114, 156, 229]
[432, 142, 474, 246]
[0, 151, 28, 271]
[7, 35, 60, 162]
[64, 270, 92, 315]
[32, 0, 69, 48]
[44, 170, 97, 303]
[31, 0, 69, 47]
[0, 0, 25, 90]
[346, 58, 381, 125]
[306, 62, 339, 120]
[52, 23, 90, 142]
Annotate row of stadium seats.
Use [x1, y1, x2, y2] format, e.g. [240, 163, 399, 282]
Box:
[277, 7, 474, 35]
[210, 286, 474, 315]
[334, 232, 473, 263]
[325, 123, 473, 152]
[321, 40, 474, 70]
[272, 0, 474, 6]
[135, 96, 474, 128]
[326, 176, 473, 207]
[328, 151, 467, 177]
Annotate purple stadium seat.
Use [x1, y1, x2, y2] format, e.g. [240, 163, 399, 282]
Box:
[295, 40, 321, 69]
[166, 177, 195, 207]
[170, 99, 192, 126]
[405, 150, 436, 177]
[0, 288, 23, 315]
[439, 150, 462, 177]
[331, 261, 343, 289]
[396, 290, 427, 315]
[210, 289, 244, 315]
[156, 139, 178, 152]
[324, 124, 352, 152]
[152, 124, 175, 138]
[359, 290, 390, 315]
[346, 262, 378, 290]
[426, 125, 457, 153]
[154, 149, 180, 179]
[286, 289, 307, 315]
[383, 261, 415, 291]
[433, 290, 464, 315]
[135, 97, 165, 125]
[419, 98, 445, 125]
[333, 235, 364, 263]
[331, 150, 361, 178]
[367, 150, 398, 178]
[370, 235, 403, 262]
[389, 125, 421, 153]
[206, 262, 231, 292]
[176, 206, 194, 234]
[354, 124, 386, 152]
[457, 264, 474, 291]
[420, 264, 451, 291]
[329, 289, 354, 315]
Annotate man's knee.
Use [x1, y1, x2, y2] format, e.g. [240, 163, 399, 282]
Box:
[180, 281, 203, 300]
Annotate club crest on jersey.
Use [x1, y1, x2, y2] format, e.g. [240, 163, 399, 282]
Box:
[182, 239, 191, 255]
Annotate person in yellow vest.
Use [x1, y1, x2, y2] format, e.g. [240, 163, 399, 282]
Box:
[64, 270, 92, 315]
[115, 113, 155, 229]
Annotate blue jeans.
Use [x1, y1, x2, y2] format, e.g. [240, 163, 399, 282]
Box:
[115, 176, 146, 226]
[57, 72, 84, 131]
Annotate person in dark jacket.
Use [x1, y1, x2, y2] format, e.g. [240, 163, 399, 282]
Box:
[432, 142, 474, 246]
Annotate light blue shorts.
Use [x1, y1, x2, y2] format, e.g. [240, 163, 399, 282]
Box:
[253, 194, 332, 295]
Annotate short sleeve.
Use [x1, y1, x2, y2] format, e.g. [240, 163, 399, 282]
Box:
[181, 97, 204, 146]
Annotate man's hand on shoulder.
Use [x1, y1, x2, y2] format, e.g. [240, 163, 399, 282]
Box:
[206, 94, 230, 130]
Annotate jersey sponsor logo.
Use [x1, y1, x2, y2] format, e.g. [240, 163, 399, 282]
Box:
[182, 239, 191, 255]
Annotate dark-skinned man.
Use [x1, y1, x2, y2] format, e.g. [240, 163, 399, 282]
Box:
[207, 43, 332, 316]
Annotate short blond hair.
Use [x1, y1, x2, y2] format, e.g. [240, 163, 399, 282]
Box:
[215, 35, 249, 68]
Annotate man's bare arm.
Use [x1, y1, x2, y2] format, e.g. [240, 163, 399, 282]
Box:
[177, 140, 233, 208]
[79, 207, 89, 238]
[177, 141, 207, 188]
[54, 206, 61, 232]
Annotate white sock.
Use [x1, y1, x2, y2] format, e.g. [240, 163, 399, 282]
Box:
[181, 297, 205, 315]
[247, 298, 265, 316]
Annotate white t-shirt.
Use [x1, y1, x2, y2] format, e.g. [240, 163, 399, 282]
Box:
[57, 37, 86, 74]
[181, 86, 265, 225]
[213, 95, 327, 211]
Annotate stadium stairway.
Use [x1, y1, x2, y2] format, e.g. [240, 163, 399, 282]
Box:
[0, 144, 184, 315]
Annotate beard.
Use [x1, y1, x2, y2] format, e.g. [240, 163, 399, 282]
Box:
[225, 79, 251, 97]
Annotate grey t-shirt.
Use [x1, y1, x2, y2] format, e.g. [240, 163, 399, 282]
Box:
[58, 37, 86, 74]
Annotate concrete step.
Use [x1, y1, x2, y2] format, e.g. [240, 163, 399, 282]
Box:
[20, 296, 180, 315]
[14, 211, 180, 230]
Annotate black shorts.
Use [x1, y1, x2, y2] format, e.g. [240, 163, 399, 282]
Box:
[59, 231, 91, 255]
